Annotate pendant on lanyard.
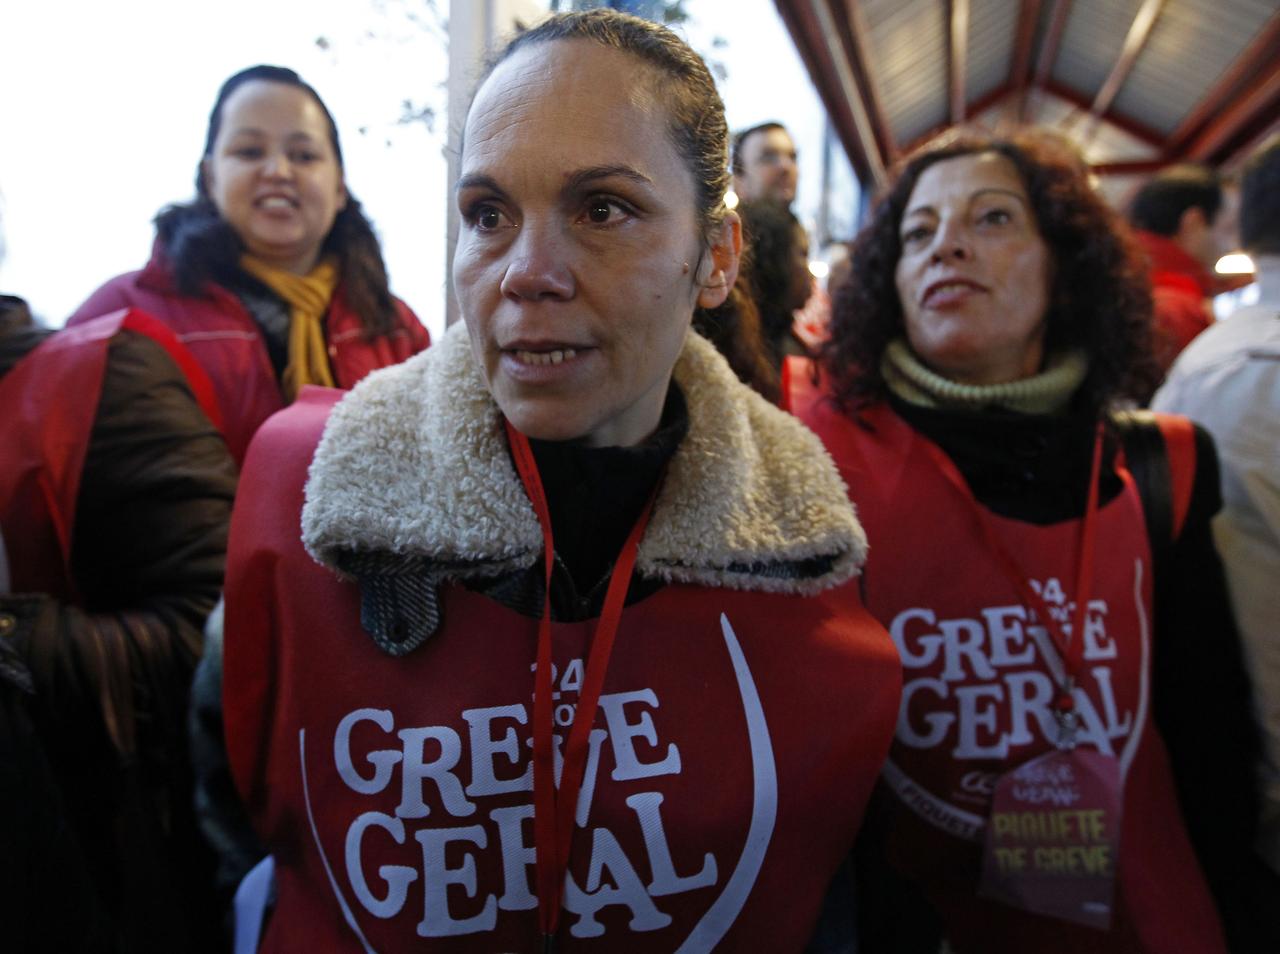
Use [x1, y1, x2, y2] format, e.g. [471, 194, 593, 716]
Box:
[916, 421, 1124, 927]
[505, 419, 661, 953]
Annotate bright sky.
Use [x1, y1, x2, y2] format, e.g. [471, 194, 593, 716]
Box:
[0, 0, 848, 335]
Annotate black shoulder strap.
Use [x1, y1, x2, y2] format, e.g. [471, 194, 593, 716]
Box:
[1111, 409, 1173, 570]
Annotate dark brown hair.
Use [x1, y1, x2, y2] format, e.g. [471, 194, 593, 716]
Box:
[821, 129, 1158, 413]
[738, 199, 808, 357]
[1240, 133, 1280, 257]
[693, 272, 781, 403]
[1128, 163, 1223, 236]
[156, 65, 399, 336]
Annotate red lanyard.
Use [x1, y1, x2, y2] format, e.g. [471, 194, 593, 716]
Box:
[504, 420, 659, 951]
[917, 422, 1105, 742]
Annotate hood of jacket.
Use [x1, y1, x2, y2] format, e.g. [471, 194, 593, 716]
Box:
[302, 321, 866, 597]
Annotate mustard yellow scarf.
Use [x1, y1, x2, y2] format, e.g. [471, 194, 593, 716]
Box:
[240, 255, 340, 401]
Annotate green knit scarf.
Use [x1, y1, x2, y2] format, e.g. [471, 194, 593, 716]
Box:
[881, 338, 1088, 415]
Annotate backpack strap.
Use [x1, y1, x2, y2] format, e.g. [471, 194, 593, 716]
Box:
[1112, 409, 1198, 557]
[1154, 413, 1196, 539]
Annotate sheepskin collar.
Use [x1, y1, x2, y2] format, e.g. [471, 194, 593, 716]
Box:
[302, 322, 866, 595]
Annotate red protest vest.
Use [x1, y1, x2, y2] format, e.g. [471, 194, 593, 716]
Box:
[225, 389, 902, 953]
[793, 385, 1226, 954]
[0, 309, 220, 600]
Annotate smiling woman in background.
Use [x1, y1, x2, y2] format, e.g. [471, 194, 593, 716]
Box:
[794, 129, 1269, 953]
[69, 65, 428, 464]
[219, 10, 899, 951]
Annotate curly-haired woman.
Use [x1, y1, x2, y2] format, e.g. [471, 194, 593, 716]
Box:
[793, 130, 1265, 953]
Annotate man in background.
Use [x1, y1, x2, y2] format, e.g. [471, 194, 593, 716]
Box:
[1154, 136, 1280, 905]
[732, 121, 799, 205]
[1129, 164, 1239, 372]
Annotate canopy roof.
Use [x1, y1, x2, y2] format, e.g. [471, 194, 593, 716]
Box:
[775, 0, 1280, 194]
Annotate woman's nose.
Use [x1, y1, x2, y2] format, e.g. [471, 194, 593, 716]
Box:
[263, 152, 294, 180]
[930, 220, 970, 262]
[499, 225, 575, 302]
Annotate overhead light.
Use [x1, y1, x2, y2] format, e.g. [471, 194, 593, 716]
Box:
[809, 260, 830, 280]
[723, 190, 739, 211]
[1216, 253, 1254, 275]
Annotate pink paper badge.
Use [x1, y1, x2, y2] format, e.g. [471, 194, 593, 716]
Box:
[979, 747, 1122, 929]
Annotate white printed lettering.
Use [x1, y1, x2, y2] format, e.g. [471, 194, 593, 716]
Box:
[335, 708, 400, 795]
[1004, 671, 1057, 746]
[599, 690, 681, 782]
[940, 618, 998, 682]
[346, 811, 417, 918]
[1091, 666, 1133, 738]
[626, 792, 717, 895]
[462, 705, 532, 798]
[898, 678, 953, 748]
[890, 607, 944, 667]
[414, 825, 497, 937]
[564, 827, 672, 938]
[952, 683, 1007, 758]
[1082, 601, 1116, 660]
[574, 729, 609, 827]
[396, 726, 474, 819]
[489, 805, 537, 912]
[982, 605, 1036, 667]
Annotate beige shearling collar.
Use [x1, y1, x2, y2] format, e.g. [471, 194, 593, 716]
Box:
[302, 322, 866, 594]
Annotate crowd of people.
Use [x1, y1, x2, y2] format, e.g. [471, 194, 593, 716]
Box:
[1, 7, 1276, 953]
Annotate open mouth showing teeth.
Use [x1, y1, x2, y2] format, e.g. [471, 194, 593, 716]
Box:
[513, 348, 578, 366]
[258, 196, 297, 210]
[926, 281, 980, 300]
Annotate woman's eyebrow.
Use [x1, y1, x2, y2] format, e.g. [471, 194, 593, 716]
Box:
[454, 166, 651, 201]
[455, 173, 507, 198]
[969, 187, 1030, 206]
[904, 187, 1030, 219]
[562, 165, 652, 193]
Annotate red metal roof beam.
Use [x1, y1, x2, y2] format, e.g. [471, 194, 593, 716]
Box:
[809, 0, 889, 185]
[1164, 11, 1280, 159]
[947, 0, 971, 125]
[771, 0, 877, 186]
[1009, 0, 1044, 123]
[1186, 66, 1280, 164]
[845, 0, 899, 161]
[1028, 0, 1073, 123]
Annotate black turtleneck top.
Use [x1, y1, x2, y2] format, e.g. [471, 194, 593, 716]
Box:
[528, 384, 689, 602]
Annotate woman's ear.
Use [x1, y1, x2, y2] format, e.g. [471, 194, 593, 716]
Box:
[697, 212, 742, 310]
[199, 157, 214, 196]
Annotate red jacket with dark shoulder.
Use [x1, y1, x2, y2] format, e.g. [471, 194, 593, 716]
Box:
[69, 248, 430, 465]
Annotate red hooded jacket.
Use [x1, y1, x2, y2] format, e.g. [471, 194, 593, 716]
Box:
[68, 247, 429, 464]
[1134, 230, 1215, 374]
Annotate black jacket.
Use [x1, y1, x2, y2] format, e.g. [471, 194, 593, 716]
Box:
[0, 309, 237, 953]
